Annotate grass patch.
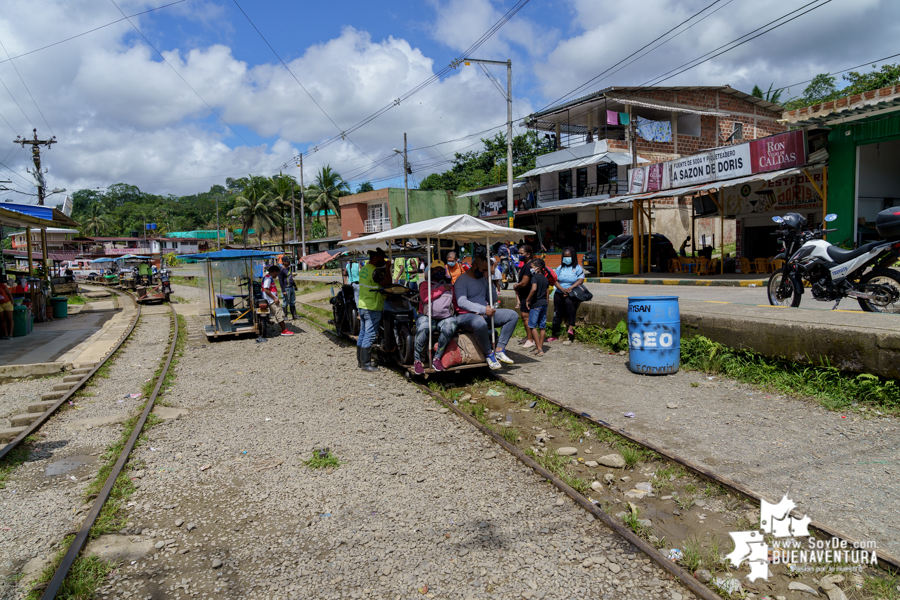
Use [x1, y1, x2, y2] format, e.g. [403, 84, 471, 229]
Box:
[24, 542, 114, 600]
[295, 281, 333, 296]
[574, 320, 628, 352]
[862, 570, 900, 600]
[619, 445, 644, 469]
[168, 275, 199, 288]
[500, 426, 521, 444]
[301, 449, 344, 470]
[65, 294, 89, 305]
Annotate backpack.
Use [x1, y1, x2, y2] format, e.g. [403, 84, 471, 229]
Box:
[424, 287, 455, 320]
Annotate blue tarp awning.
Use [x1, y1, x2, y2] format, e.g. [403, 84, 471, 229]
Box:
[179, 249, 279, 261]
[91, 257, 119, 263]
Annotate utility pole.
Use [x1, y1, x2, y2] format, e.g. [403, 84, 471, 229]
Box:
[404, 133, 409, 225]
[15, 129, 57, 278]
[215, 193, 221, 250]
[289, 178, 297, 263]
[298, 156, 306, 267]
[458, 58, 513, 228]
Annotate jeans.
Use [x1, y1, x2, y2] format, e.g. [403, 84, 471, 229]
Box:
[551, 291, 579, 337]
[528, 305, 548, 329]
[414, 314, 458, 362]
[282, 287, 296, 310]
[358, 309, 382, 348]
[457, 308, 518, 354]
[351, 282, 359, 307]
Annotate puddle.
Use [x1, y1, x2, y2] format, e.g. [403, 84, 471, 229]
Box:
[45, 454, 96, 476]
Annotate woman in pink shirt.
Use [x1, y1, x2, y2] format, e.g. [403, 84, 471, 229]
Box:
[414, 267, 458, 374]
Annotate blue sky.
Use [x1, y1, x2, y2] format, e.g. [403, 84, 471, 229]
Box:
[0, 0, 898, 198]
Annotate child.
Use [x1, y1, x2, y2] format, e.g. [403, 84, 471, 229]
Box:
[525, 258, 550, 356]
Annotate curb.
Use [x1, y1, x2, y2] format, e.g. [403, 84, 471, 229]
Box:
[585, 277, 767, 287]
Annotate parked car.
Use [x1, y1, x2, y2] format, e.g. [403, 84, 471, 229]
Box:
[582, 234, 676, 274]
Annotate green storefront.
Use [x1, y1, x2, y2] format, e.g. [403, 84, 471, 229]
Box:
[795, 94, 900, 247]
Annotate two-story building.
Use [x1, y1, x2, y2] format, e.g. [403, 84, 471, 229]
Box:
[85, 237, 207, 256]
[339, 188, 477, 240]
[481, 86, 788, 258]
[9, 227, 86, 257]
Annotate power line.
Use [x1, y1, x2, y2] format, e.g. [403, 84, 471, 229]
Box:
[108, 0, 277, 167]
[0, 71, 33, 130]
[0, 38, 54, 135]
[230, 0, 373, 161]
[0, 0, 190, 66]
[771, 51, 900, 95]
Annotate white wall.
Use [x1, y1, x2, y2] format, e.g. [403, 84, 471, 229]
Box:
[858, 140, 900, 222]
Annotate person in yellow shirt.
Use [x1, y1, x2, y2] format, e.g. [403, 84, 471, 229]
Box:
[357, 248, 391, 372]
[444, 251, 468, 284]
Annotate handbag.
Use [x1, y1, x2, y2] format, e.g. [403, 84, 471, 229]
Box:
[569, 284, 593, 303]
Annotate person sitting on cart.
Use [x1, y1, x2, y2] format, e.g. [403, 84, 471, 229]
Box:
[357, 248, 391, 372]
[414, 267, 458, 374]
[393, 241, 419, 291]
[454, 255, 517, 370]
[263, 265, 293, 337]
[344, 259, 361, 306]
[278, 256, 298, 321]
[444, 251, 468, 284]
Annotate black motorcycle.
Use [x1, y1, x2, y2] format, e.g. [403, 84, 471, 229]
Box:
[329, 282, 360, 336]
[500, 258, 520, 290]
[767, 209, 900, 312]
[375, 284, 417, 365]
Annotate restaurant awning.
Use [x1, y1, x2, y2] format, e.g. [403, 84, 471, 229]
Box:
[517, 152, 649, 179]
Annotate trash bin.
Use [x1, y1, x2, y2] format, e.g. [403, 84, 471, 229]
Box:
[13, 305, 28, 337]
[51, 297, 68, 319]
[626, 296, 680, 375]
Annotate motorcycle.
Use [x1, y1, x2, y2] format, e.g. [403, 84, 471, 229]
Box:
[329, 281, 360, 336]
[767, 209, 900, 312]
[158, 269, 172, 302]
[500, 257, 520, 290]
[375, 284, 417, 365]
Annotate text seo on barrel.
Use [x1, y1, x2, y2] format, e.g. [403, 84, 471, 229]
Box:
[626, 296, 681, 375]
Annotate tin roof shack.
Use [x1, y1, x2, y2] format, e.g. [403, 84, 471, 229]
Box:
[784, 84, 900, 248]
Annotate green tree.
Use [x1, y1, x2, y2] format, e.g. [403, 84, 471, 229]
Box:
[842, 63, 900, 96]
[81, 203, 111, 237]
[227, 175, 278, 247]
[751, 83, 783, 105]
[357, 181, 374, 193]
[306, 165, 348, 234]
[270, 173, 299, 244]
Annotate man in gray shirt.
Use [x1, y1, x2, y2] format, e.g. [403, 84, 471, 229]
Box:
[454, 255, 518, 370]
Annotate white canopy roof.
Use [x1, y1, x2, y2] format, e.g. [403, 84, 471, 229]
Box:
[339, 214, 534, 251]
[517, 152, 649, 178]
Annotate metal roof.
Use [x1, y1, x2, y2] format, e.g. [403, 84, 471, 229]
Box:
[787, 96, 900, 127]
[456, 181, 527, 198]
[528, 85, 783, 121]
[518, 152, 648, 178]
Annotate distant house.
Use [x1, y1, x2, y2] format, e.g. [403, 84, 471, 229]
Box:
[339, 188, 477, 240]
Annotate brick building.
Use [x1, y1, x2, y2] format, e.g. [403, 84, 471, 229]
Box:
[502, 86, 787, 258]
[340, 188, 477, 240]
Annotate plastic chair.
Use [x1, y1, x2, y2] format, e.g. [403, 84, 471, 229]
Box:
[772, 258, 785, 271]
[754, 258, 769, 274]
[696, 258, 710, 275]
[739, 257, 755, 274]
[669, 258, 683, 273]
[708, 258, 720, 274]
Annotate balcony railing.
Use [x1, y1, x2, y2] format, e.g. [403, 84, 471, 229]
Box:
[364, 218, 392, 233]
[538, 183, 621, 204]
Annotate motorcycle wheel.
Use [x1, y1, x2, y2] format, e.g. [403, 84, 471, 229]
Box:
[767, 268, 801, 307]
[396, 323, 414, 365]
[332, 296, 345, 334]
[857, 268, 900, 313]
[500, 279, 509, 291]
[350, 307, 360, 336]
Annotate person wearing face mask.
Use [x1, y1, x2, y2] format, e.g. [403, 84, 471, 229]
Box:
[454, 255, 518, 370]
[550, 246, 586, 342]
[444, 250, 468, 284]
[357, 247, 392, 372]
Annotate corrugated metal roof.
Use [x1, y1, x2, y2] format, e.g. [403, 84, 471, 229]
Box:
[788, 97, 900, 127]
[518, 152, 648, 178]
[456, 181, 527, 198]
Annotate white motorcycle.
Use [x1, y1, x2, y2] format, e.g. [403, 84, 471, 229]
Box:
[767, 209, 900, 312]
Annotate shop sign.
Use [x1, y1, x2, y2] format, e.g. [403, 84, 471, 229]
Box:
[722, 170, 823, 216]
[628, 130, 807, 194]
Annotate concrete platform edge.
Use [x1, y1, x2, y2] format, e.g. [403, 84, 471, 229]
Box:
[0, 362, 67, 383]
[585, 277, 767, 287]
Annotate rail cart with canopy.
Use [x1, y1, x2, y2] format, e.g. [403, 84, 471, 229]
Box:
[181, 249, 280, 341]
[338, 214, 533, 377]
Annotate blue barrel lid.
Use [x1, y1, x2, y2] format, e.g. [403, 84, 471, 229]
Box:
[627, 296, 679, 302]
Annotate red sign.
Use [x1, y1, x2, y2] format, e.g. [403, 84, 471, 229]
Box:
[646, 163, 664, 192]
[749, 130, 806, 174]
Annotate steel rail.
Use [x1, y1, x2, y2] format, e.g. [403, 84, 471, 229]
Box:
[40, 302, 179, 599]
[494, 374, 900, 573]
[0, 286, 141, 462]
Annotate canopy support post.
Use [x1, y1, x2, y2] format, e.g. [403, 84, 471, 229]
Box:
[486, 236, 495, 349]
[427, 236, 432, 362]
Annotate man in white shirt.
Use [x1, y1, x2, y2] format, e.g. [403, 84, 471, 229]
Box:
[263, 265, 293, 336]
[454, 256, 517, 370]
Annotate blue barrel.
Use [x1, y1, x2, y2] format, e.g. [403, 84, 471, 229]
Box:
[627, 296, 680, 375]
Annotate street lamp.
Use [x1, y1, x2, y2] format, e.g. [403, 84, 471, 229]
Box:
[393, 137, 412, 225]
[456, 58, 514, 229]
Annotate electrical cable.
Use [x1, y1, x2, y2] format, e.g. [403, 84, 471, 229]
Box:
[771, 51, 900, 95]
[0, 37, 54, 134]
[0, 71, 33, 130]
[107, 0, 277, 167]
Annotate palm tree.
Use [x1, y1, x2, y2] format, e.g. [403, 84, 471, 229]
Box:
[306, 165, 349, 234]
[81, 203, 111, 237]
[270, 174, 298, 244]
[227, 175, 278, 248]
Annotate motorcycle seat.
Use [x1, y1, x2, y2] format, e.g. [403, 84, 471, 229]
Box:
[825, 241, 883, 263]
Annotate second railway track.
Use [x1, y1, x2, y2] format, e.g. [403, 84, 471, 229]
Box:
[0, 289, 180, 599]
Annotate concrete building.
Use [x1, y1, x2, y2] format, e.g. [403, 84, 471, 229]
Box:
[339, 188, 477, 240]
[86, 237, 208, 256]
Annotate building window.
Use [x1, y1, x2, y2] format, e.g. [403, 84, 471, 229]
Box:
[576, 168, 588, 198]
[558, 170, 573, 200]
[597, 163, 617, 192]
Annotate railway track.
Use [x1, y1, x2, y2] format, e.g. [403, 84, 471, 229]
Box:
[297, 305, 898, 600]
[0, 287, 179, 599]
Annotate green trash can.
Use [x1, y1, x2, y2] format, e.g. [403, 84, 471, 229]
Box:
[51, 297, 68, 319]
[13, 305, 28, 337]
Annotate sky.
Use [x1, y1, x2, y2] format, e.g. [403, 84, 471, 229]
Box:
[0, 0, 897, 202]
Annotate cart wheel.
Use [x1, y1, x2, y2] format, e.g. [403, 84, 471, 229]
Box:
[350, 308, 360, 336]
[404, 370, 411, 380]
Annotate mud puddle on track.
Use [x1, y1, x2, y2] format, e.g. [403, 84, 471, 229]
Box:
[424, 373, 889, 600]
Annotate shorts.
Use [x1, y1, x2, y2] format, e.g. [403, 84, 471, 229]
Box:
[0, 302, 11, 312]
[528, 305, 547, 329]
[268, 301, 285, 322]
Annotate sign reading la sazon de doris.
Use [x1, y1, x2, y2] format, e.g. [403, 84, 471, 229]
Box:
[629, 130, 808, 194]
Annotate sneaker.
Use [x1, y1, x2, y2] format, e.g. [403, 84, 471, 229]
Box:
[414, 360, 424, 375]
[522, 340, 535, 349]
[486, 352, 501, 370]
[494, 350, 514, 365]
[432, 357, 445, 372]
[280, 330, 294, 336]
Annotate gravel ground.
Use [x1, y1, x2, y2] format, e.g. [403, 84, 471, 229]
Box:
[101, 318, 691, 600]
[171, 283, 203, 305]
[495, 340, 900, 558]
[0, 314, 171, 598]
[0, 375, 65, 422]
